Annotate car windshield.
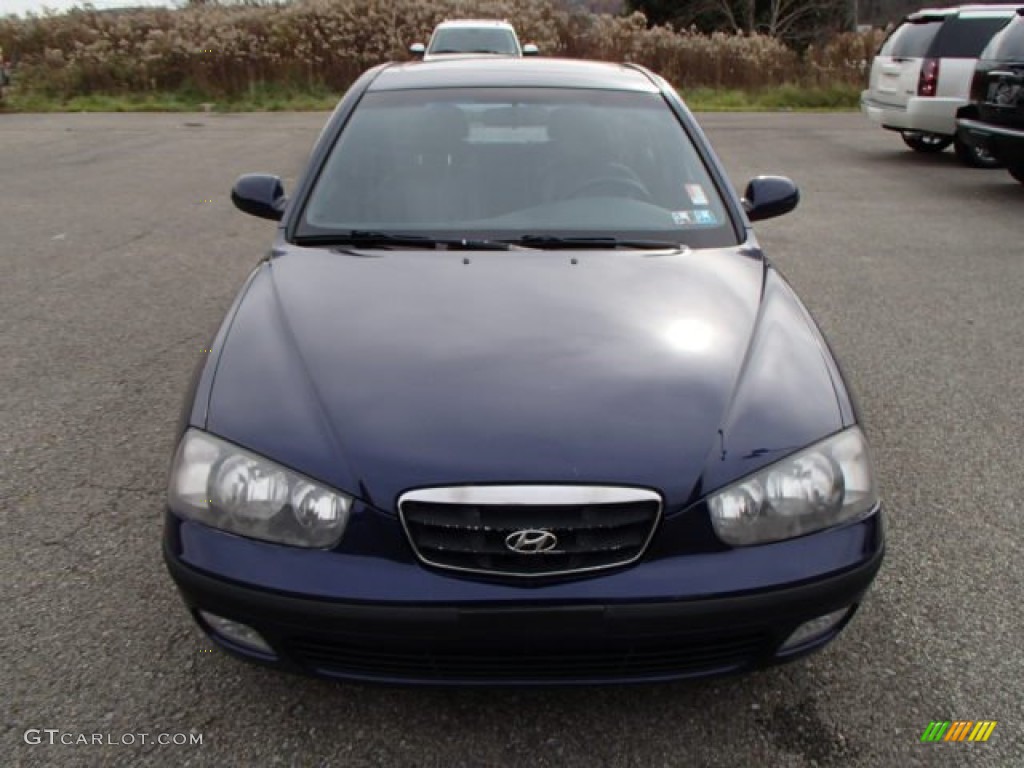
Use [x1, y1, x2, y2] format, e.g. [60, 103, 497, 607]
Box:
[429, 28, 519, 55]
[299, 88, 737, 248]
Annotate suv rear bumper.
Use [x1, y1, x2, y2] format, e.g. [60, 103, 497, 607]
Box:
[862, 93, 965, 136]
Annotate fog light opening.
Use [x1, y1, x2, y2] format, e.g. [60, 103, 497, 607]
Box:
[779, 607, 853, 654]
[198, 610, 276, 657]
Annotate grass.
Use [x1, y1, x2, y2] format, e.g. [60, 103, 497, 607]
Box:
[2, 83, 862, 114]
[682, 84, 861, 112]
[1, 85, 341, 113]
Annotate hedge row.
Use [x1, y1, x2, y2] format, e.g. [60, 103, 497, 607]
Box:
[0, 0, 884, 98]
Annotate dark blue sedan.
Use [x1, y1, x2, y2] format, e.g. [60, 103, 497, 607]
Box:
[163, 58, 884, 685]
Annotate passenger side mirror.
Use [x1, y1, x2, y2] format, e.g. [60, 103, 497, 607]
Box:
[409, 42, 425, 56]
[522, 44, 539, 56]
[231, 174, 287, 221]
[741, 176, 799, 222]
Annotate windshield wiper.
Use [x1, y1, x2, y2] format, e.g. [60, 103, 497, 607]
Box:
[294, 232, 682, 252]
[294, 231, 512, 250]
[507, 235, 685, 251]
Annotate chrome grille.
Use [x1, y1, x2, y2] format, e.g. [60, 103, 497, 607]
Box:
[398, 486, 662, 578]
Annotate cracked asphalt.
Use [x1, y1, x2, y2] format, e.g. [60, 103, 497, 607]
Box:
[2, 112, 1022, 768]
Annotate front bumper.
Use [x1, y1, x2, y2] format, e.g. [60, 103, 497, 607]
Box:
[957, 117, 1024, 165]
[862, 93, 963, 136]
[164, 508, 885, 686]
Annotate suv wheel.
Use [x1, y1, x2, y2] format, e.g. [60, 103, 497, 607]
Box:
[901, 131, 953, 153]
[1008, 164, 1024, 185]
[954, 137, 1003, 169]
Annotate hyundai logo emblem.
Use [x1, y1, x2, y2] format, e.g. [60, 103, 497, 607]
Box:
[505, 529, 559, 554]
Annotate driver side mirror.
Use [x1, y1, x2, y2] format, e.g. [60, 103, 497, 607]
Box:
[231, 174, 287, 221]
[409, 42, 425, 57]
[522, 44, 539, 56]
[741, 176, 799, 222]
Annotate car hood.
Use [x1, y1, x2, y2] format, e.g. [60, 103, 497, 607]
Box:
[204, 246, 847, 511]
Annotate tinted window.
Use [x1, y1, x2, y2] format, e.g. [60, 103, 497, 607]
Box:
[929, 17, 1012, 58]
[985, 16, 1024, 61]
[429, 28, 519, 55]
[880, 20, 943, 57]
[301, 88, 736, 248]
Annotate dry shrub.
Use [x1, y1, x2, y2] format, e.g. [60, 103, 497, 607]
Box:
[805, 28, 887, 87]
[0, 0, 875, 99]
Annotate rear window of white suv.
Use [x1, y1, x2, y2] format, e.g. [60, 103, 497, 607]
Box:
[880, 18, 944, 57]
[929, 16, 1013, 58]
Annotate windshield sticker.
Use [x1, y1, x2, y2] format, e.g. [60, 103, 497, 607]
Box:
[685, 184, 709, 206]
[672, 209, 717, 227]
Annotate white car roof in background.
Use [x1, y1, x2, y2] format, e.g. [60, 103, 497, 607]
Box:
[956, 3, 1023, 14]
[907, 4, 1020, 19]
[435, 19, 516, 29]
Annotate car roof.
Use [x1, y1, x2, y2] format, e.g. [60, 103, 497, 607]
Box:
[955, 3, 1023, 16]
[434, 19, 515, 29]
[368, 57, 661, 93]
[907, 3, 1022, 19]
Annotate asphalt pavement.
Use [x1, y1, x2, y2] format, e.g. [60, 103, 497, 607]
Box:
[1, 111, 1022, 767]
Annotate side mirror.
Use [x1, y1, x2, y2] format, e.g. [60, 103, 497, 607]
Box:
[231, 174, 286, 221]
[522, 43, 539, 56]
[741, 176, 799, 222]
[409, 42, 425, 56]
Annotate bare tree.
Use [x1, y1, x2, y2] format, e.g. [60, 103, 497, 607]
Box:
[764, 0, 843, 38]
[713, 0, 756, 34]
[629, 0, 849, 43]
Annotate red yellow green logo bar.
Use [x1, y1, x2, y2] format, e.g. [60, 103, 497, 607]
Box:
[920, 721, 997, 743]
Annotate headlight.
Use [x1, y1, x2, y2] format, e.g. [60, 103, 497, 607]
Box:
[709, 427, 877, 547]
[167, 430, 352, 548]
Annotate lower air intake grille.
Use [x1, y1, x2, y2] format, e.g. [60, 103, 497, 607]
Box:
[288, 633, 766, 682]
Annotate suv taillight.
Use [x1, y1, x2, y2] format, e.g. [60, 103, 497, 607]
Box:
[918, 58, 940, 97]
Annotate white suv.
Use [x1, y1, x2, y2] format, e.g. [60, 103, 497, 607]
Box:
[409, 20, 539, 61]
[862, 5, 1018, 166]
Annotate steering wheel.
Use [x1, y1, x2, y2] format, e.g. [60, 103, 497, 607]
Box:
[563, 164, 654, 203]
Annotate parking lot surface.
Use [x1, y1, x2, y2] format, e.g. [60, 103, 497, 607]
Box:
[2, 111, 1022, 767]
